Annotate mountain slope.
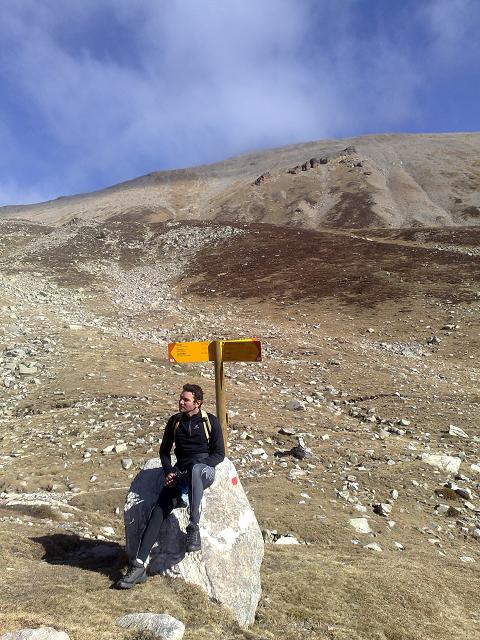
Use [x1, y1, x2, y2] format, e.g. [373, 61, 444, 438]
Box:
[1, 132, 479, 228]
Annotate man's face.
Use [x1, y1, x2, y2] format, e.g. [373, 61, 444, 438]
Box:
[179, 391, 200, 416]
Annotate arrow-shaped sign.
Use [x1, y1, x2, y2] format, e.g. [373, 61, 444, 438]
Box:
[168, 339, 261, 363]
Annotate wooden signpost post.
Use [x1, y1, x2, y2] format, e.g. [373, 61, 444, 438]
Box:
[168, 338, 262, 446]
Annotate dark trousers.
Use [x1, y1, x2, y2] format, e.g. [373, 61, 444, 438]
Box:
[136, 463, 215, 563]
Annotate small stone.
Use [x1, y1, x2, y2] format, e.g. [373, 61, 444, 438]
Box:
[436, 504, 450, 515]
[121, 458, 133, 470]
[353, 504, 368, 513]
[373, 503, 392, 517]
[421, 453, 462, 474]
[18, 364, 38, 376]
[285, 399, 306, 411]
[278, 427, 296, 436]
[393, 542, 405, 550]
[114, 443, 127, 454]
[89, 475, 97, 483]
[459, 556, 475, 563]
[262, 529, 276, 543]
[363, 542, 382, 552]
[102, 445, 115, 455]
[448, 425, 469, 439]
[455, 487, 472, 500]
[274, 535, 300, 545]
[288, 469, 307, 480]
[390, 489, 399, 500]
[349, 518, 372, 534]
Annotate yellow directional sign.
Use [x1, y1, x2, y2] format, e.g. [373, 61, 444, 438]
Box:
[168, 338, 263, 448]
[222, 339, 261, 362]
[168, 340, 215, 363]
[168, 338, 261, 363]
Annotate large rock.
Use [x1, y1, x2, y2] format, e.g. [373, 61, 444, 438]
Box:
[124, 457, 263, 627]
[0, 629, 70, 640]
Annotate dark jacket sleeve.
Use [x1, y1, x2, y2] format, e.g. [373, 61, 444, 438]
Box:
[204, 413, 225, 468]
[160, 415, 176, 474]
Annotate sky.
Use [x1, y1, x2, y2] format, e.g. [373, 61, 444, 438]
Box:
[0, 0, 479, 206]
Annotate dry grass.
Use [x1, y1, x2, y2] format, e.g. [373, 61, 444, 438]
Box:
[1, 523, 478, 640]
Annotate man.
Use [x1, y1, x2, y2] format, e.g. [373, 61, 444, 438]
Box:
[115, 383, 225, 589]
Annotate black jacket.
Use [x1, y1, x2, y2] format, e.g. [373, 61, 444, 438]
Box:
[160, 410, 225, 474]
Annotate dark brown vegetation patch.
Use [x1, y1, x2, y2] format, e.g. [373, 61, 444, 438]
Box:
[325, 191, 381, 228]
[186, 224, 480, 308]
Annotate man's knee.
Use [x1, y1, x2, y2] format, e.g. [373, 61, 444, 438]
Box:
[191, 463, 204, 480]
[192, 463, 215, 488]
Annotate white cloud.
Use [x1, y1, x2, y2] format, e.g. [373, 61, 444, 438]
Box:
[0, 0, 477, 205]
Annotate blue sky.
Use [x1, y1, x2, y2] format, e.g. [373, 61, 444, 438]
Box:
[0, 0, 479, 206]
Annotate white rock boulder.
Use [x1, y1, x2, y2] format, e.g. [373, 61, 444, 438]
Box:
[124, 457, 263, 627]
[348, 517, 372, 534]
[0, 629, 70, 640]
[116, 613, 185, 640]
[421, 453, 462, 474]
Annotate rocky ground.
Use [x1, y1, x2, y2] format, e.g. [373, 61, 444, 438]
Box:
[0, 217, 479, 639]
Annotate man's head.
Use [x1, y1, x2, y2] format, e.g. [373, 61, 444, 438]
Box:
[178, 383, 203, 416]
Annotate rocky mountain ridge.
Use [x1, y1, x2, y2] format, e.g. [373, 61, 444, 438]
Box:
[1, 132, 479, 229]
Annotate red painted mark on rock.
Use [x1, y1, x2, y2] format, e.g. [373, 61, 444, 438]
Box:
[231, 477, 238, 486]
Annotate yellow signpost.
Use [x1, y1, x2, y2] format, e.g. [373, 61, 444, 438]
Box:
[167, 338, 262, 446]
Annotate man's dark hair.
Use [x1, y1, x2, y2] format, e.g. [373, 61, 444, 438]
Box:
[182, 383, 203, 403]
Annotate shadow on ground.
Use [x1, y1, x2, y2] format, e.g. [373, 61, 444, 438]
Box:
[32, 533, 126, 581]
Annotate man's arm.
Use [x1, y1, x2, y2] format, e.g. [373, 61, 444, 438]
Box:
[160, 415, 176, 475]
[204, 413, 225, 468]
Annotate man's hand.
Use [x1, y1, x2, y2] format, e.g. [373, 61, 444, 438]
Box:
[164, 472, 177, 488]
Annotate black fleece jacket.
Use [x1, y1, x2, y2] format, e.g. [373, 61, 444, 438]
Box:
[160, 410, 225, 474]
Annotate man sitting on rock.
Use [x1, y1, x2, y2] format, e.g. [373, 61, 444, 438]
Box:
[115, 383, 225, 589]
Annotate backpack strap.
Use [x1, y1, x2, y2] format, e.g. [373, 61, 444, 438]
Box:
[200, 409, 212, 442]
[173, 410, 212, 443]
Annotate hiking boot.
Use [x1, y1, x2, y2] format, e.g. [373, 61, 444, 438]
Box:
[115, 558, 147, 589]
[185, 523, 201, 552]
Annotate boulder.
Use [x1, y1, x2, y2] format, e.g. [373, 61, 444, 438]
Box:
[124, 458, 263, 627]
[253, 172, 271, 186]
[116, 613, 185, 640]
[421, 453, 462, 474]
[0, 629, 70, 640]
[348, 517, 372, 534]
